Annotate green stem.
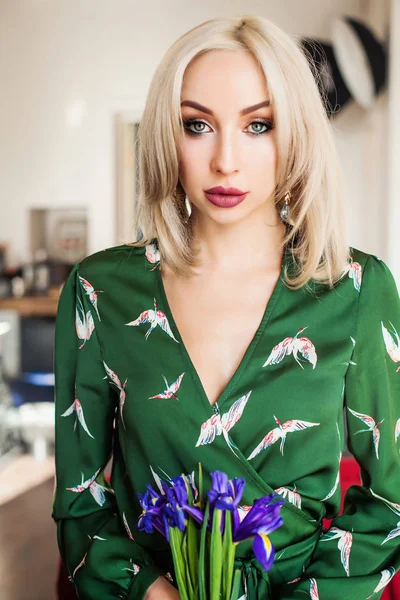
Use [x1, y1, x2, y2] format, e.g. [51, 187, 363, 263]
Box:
[198, 500, 210, 600]
[187, 515, 200, 599]
[210, 509, 223, 600]
[222, 511, 237, 600]
[198, 462, 203, 508]
[182, 532, 195, 599]
[169, 527, 190, 600]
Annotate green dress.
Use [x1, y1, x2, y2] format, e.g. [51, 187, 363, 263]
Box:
[52, 241, 400, 600]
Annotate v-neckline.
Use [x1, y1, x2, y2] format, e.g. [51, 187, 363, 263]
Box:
[155, 244, 290, 413]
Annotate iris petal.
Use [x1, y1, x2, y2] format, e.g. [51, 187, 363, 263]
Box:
[253, 533, 275, 572]
[234, 495, 284, 542]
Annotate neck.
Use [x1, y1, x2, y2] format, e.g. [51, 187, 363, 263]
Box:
[190, 203, 287, 274]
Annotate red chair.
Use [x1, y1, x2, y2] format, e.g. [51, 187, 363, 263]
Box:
[322, 454, 362, 530]
[322, 456, 399, 600]
[56, 458, 399, 598]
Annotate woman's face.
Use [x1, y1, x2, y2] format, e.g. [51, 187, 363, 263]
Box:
[178, 49, 278, 226]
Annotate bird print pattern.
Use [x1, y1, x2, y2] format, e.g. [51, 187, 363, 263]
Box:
[320, 527, 353, 576]
[275, 485, 302, 509]
[103, 361, 128, 429]
[347, 407, 384, 460]
[79, 275, 103, 320]
[145, 242, 161, 271]
[248, 416, 320, 459]
[263, 327, 317, 369]
[75, 295, 94, 349]
[369, 489, 400, 545]
[61, 392, 94, 439]
[381, 320, 400, 372]
[366, 568, 396, 599]
[342, 255, 363, 291]
[309, 578, 319, 599]
[66, 468, 111, 506]
[149, 372, 185, 400]
[125, 298, 179, 342]
[196, 392, 252, 458]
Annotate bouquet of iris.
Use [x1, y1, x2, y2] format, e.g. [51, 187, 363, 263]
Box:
[137, 463, 284, 600]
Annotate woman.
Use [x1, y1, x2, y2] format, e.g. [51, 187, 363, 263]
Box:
[52, 15, 400, 600]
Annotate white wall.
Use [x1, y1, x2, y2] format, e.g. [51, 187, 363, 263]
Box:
[387, 0, 400, 283]
[1, 0, 394, 274]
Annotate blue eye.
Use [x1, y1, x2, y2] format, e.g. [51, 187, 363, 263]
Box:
[247, 120, 274, 135]
[182, 118, 274, 136]
[182, 119, 210, 135]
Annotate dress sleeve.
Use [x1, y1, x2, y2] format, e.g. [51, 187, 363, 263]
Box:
[51, 263, 167, 600]
[280, 255, 400, 599]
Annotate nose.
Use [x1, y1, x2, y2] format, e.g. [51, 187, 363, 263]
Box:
[210, 129, 240, 175]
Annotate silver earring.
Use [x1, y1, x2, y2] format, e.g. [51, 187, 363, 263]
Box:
[184, 195, 192, 220]
[280, 190, 291, 222]
[172, 190, 190, 224]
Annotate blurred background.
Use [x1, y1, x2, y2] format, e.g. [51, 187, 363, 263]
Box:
[0, 1, 399, 599]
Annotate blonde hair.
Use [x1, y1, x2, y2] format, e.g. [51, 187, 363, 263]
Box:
[129, 14, 350, 290]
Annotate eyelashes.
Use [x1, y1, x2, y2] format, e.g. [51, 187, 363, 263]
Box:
[182, 118, 274, 137]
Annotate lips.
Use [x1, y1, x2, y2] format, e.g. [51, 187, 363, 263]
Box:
[205, 186, 247, 195]
[204, 190, 248, 208]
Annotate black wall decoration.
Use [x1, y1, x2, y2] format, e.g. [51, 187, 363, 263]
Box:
[301, 16, 387, 118]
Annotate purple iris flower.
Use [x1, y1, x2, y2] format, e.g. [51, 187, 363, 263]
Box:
[169, 476, 205, 524]
[137, 489, 166, 536]
[207, 471, 245, 534]
[233, 494, 284, 540]
[206, 472, 284, 571]
[233, 494, 285, 572]
[137, 470, 285, 573]
[137, 475, 204, 542]
[207, 471, 245, 510]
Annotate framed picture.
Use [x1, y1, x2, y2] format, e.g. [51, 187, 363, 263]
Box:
[115, 111, 142, 245]
[30, 208, 88, 264]
[49, 214, 87, 263]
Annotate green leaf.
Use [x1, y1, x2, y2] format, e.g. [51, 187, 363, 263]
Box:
[210, 509, 223, 600]
[187, 514, 200, 599]
[198, 462, 203, 508]
[227, 542, 238, 599]
[221, 511, 236, 600]
[182, 532, 195, 599]
[199, 500, 210, 600]
[169, 527, 190, 600]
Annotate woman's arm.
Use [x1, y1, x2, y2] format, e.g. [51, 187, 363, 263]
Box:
[144, 576, 181, 599]
[52, 263, 168, 600]
[279, 255, 400, 599]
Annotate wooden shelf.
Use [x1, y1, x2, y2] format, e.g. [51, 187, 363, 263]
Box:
[0, 291, 60, 317]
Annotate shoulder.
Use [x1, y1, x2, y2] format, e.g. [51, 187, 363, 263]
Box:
[349, 245, 376, 267]
[349, 247, 399, 304]
[75, 242, 154, 283]
[350, 246, 398, 294]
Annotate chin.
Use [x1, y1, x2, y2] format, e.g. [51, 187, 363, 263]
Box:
[191, 200, 264, 226]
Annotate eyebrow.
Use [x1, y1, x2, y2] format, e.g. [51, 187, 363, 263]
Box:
[180, 99, 271, 116]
